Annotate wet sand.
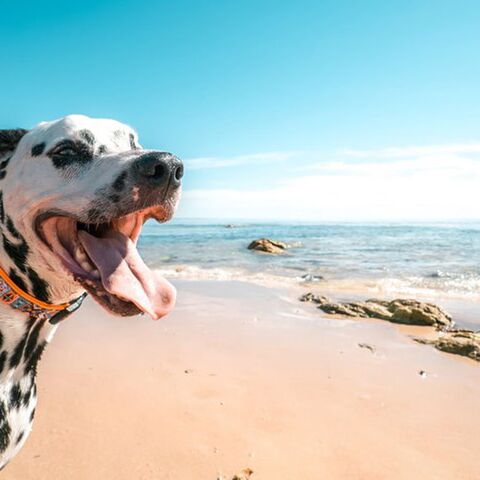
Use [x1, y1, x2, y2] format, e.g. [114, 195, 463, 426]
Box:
[6, 280, 480, 480]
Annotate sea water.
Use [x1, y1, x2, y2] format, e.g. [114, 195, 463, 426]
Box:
[138, 219, 480, 303]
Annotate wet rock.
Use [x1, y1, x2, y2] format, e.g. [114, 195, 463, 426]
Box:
[386, 299, 452, 328]
[299, 292, 329, 304]
[416, 330, 480, 362]
[321, 300, 392, 319]
[299, 293, 453, 329]
[300, 273, 324, 282]
[247, 238, 289, 254]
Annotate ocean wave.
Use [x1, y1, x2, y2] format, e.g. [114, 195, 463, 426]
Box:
[155, 264, 298, 288]
[156, 264, 480, 302]
[359, 276, 480, 301]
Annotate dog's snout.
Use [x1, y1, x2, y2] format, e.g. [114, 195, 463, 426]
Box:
[134, 152, 183, 189]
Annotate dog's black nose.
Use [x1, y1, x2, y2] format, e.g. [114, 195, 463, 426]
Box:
[134, 152, 184, 189]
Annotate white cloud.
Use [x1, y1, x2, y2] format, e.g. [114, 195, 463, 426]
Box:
[342, 143, 480, 159]
[184, 151, 300, 169]
[178, 144, 480, 221]
[309, 154, 479, 177]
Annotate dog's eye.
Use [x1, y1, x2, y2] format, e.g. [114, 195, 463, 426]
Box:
[52, 146, 77, 156]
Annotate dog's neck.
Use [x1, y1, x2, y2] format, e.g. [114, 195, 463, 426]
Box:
[0, 231, 86, 469]
[0, 299, 59, 469]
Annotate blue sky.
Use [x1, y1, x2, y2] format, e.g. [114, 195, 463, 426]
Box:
[2, 1, 480, 220]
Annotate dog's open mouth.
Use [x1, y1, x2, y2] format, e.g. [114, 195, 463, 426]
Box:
[36, 206, 176, 319]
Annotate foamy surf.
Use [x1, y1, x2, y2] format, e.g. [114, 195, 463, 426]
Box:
[154, 264, 480, 303]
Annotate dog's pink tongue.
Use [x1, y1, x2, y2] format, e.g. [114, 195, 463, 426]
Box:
[78, 230, 176, 319]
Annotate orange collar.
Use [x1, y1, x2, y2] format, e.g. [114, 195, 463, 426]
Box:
[0, 265, 87, 324]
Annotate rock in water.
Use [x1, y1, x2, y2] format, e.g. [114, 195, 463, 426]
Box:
[299, 293, 453, 329]
[300, 273, 324, 282]
[247, 238, 289, 254]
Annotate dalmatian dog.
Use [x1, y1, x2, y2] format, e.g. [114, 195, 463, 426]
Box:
[0, 115, 183, 469]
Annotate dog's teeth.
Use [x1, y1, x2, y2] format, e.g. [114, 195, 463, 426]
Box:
[74, 247, 87, 263]
[81, 261, 93, 272]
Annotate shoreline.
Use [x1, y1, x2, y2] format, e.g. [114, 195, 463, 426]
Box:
[7, 279, 480, 479]
[158, 266, 480, 330]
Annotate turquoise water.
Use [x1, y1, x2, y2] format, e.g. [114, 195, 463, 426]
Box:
[138, 220, 480, 300]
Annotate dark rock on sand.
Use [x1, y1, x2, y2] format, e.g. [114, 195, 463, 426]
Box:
[219, 468, 254, 480]
[299, 293, 453, 329]
[415, 330, 480, 362]
[299, 292, 329, 304]
[358, 343, 376, 353]
[300, 293, 479, 362]
[386, 299, 452, 328]
[248, 238, 289, 254]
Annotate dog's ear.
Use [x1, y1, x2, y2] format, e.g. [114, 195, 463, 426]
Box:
[0, 129, 29, 155]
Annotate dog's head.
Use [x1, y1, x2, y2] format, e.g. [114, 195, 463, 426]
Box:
[0, 114, 183, 319]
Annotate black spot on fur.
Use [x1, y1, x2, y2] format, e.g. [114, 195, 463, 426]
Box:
[0, 157, 11, 170]
[108, 193, 120, 203]
[29, 409, 35, 423]
[129, 133, 137, 150]
[25, 341, 47, 376]
[9, 269, 28, 292]
[0, 129, 28, 156]
[27, 268, 50, 303]
[10, 334, 27, 368]
[9, 384, 22, 410]
[4, 219, 50, 300]
[79, 129, 95, 145]
[15, 431, 24, 446]
[0, 191, 4, 224]
[9, 322, 32, 369]
[6, 217, 21, 240]
[0, 333, 3, 351]
[2, 232, 29, 273]
[98, 145, 107, 155]
[0, 410, 11, 453]
[23, 319, 45, 363]
[22, 390, 31, 408]
[0, 352, 6, 376]
[31, 143, 46, 156]
[0, 157, 10, 180]
[113, 171, 127, 191]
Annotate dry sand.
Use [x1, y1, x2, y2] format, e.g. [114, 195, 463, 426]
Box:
[5, 280, 480, 480]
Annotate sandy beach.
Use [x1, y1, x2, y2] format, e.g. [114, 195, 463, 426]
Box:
[5, 279, 480, 480]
